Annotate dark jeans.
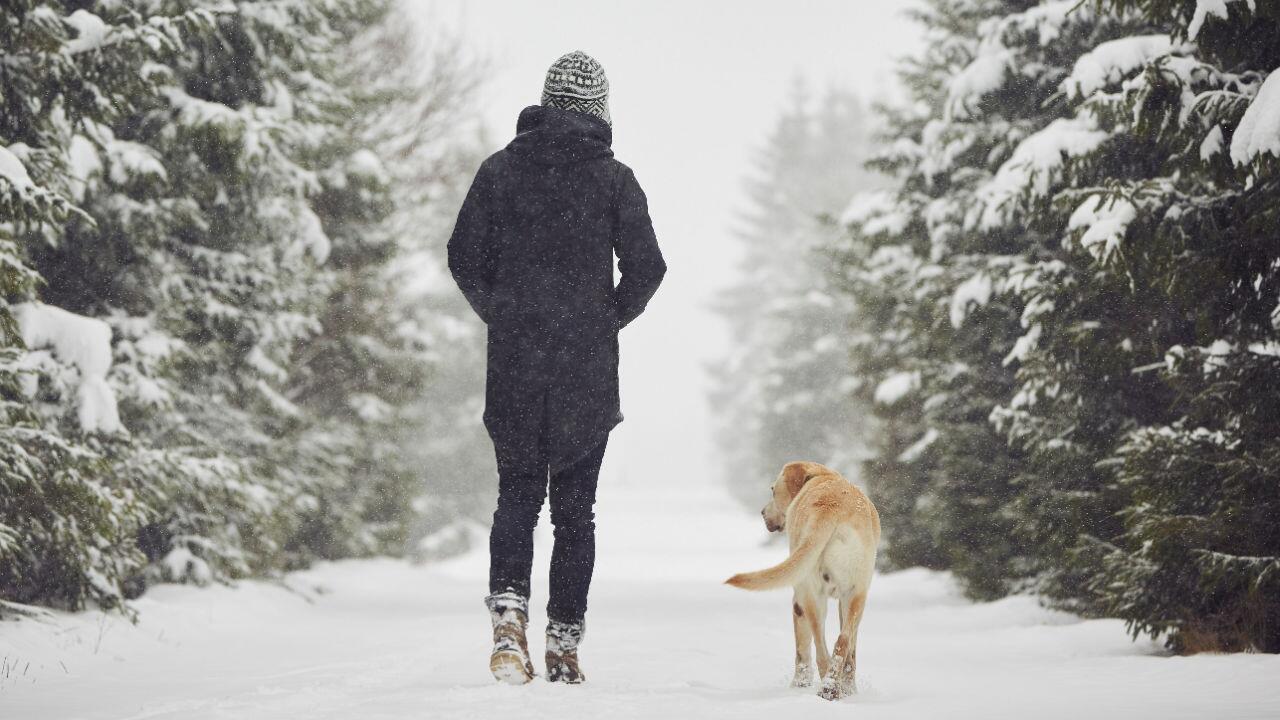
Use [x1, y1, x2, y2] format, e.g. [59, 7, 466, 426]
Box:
[489, 438, 608, 624]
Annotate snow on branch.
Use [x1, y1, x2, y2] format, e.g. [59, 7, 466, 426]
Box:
[946, 50, 1012, 120]
[1229, 67, 1280, 166]
[1069, 195, 1137, 263]
[840, 190, 909, 236]
[1003, 323, 1043, 367]
[1, 143, 92, 228]
[950, 272, 994, 328]
[60, 7, 222, 58]
[975, 115, 1110, 230]
[64, 9, 109, 54]
[1188, 0, 1257, 40]
[13, 302, 123, 434]
[1194, 550, 1280, 590]
[874, 370, 921, 406]
[0, 145, 34, 189]
[945, 0, 1095, 119]
[1003, 0, 1091, 45]
[898, 427, 939, 463]
[1200, 124, 1225, 160]
[1062, 35, 1178, 100]
[106, 139, 168, 185]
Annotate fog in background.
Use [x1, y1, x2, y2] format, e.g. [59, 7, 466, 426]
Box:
[408, 0, 924, 489]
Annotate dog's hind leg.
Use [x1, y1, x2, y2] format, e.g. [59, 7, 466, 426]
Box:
[807, 593, 830, 679]
[818, 592, 866, 701]
[790, 592, 814, 687]
[840, 592, 867, 695]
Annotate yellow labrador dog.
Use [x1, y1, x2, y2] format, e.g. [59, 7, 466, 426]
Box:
[726, 461, 880, 700]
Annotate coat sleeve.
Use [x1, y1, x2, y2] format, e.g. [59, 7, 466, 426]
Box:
[612, 165, 666, 329]
[447, 160, 499, 324]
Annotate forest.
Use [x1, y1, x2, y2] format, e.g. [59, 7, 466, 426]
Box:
[0, 0, 494, 613]
[2, 0, 1278, 662]
[717, 0, 1280, 654]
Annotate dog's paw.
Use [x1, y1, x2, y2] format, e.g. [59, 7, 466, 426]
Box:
[817, 677, 843, 701]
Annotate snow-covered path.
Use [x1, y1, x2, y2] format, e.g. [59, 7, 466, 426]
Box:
[3, 485, 1278, 720]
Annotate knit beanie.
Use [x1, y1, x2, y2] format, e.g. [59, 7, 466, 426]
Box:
[541, 50, 611, 126]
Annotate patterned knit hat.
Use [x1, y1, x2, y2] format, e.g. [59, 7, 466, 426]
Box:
[541, 50, 611, 126]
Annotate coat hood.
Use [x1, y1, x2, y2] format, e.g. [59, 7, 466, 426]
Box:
[506, 105, 614, 165]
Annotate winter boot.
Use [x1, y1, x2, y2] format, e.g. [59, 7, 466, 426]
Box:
[486, 590, 535, 684]
[545, 618, 586, 684]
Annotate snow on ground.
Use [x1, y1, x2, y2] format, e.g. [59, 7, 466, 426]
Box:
[3, 484, 1279, 720]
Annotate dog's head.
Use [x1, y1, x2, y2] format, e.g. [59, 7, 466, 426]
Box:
[761, 462, 823, 533]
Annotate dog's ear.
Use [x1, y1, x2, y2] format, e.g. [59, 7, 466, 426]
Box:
[781, 462, 812, 500]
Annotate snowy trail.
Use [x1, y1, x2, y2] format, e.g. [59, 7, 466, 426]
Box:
[3, 485, 1279, 720]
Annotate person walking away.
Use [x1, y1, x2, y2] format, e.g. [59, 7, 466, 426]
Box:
[447, 50, 666, 685]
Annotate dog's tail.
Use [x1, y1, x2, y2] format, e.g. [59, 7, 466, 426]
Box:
[724, 520, 836, 591]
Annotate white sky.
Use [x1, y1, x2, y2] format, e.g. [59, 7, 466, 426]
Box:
[407, 0, 923, 489]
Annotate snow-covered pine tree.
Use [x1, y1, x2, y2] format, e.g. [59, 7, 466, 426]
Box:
[930, 0, 1279, 643]
[823, 0, 997, 573]
[712, 87, 882, 508]
[1052, 0, 1280, 651]
[283, 2, 485, 560]
[922, 0, 1164, 606]
[888, 0, 1046, 597]
[302, 9, 495, 557]
[24, 0, 375, 584]
[757, 92, 884, 482]
[832, 0, 1119, 595]
[4, 0, 485, 609]
[1, 1, 218, 608]
[829, 185, 945, 571]
[837, 0, 1279, 642]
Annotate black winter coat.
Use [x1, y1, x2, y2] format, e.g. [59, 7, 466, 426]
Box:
[448, 105, 666, 472]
